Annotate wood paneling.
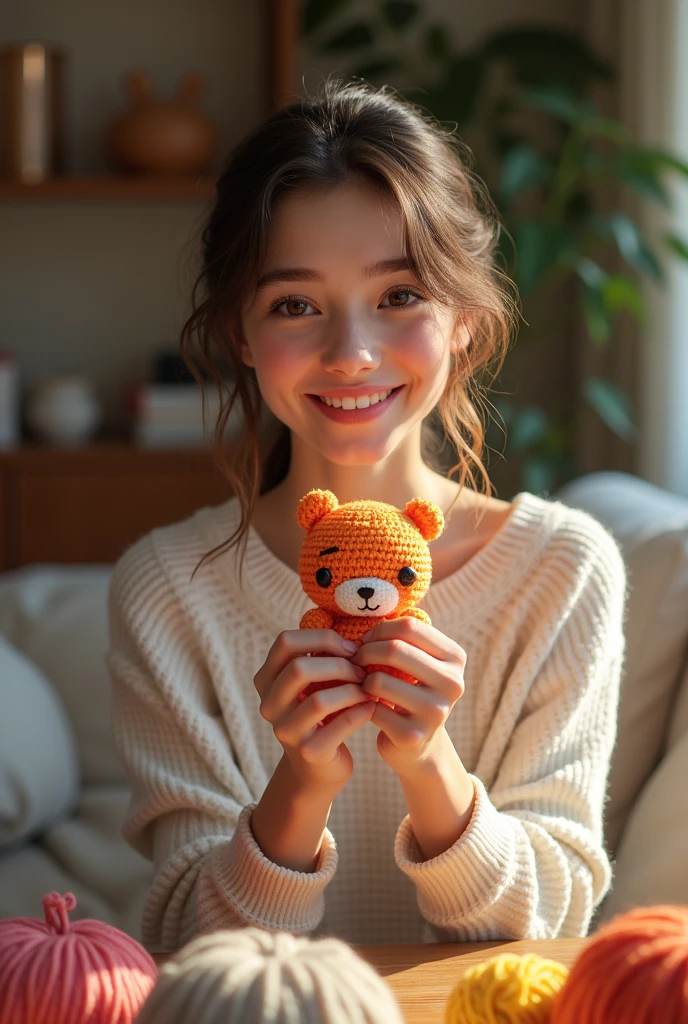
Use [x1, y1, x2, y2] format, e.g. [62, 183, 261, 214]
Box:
[0, 445, 231, 569]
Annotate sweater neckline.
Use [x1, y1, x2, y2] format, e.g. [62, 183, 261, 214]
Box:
[207, 490, 551, 626]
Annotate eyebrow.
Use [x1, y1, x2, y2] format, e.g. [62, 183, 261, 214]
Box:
[319, 546, 340, 556]
[256, 257, 412, 292]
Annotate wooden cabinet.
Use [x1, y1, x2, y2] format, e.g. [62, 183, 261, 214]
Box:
[0, 445, 231, 569]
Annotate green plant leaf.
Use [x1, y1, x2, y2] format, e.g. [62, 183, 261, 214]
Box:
[481, 27, 612, 91]
[424, 24, 451, 61]
[380, 0, 418, 31]
[303, 0, 354, 36]
[640, 147, 688, 180]
[591, 211, 664, 281]
[618, 149, 671, 207]
[499, 144, 552, 202]
[418, 54, 485, 124]
[509, 406, 551, 450]
[350, 59, 402, 80]
[665, 233, 688, 261]
[577, 259, 611, 344]
[321, 22, 375, 50]
[579, 116, 628, 143]
[513, 220, 574, 294]
[523, 85, 584, 123]
[522, 455, 558, 495]
[602, 274, 644, 319]
[584, 378, 637, 442]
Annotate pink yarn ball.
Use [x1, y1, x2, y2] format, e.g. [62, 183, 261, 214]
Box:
[0, 891, 157, 1023]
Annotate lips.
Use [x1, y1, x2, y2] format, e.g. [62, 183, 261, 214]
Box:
[307, 385, 404, 423]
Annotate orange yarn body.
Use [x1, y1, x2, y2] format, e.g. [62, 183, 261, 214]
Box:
[551, 905, 688, 1024]
[296, 489, 444, 722]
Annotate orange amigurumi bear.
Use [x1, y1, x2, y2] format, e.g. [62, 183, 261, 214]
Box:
[296, 489, 444, 719]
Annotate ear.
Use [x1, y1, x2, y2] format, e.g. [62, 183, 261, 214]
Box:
[239, 341, 254, 368]
[404, 498, 445, 541]
[450, 315, 473, 355]
[296, 489, 339, 532]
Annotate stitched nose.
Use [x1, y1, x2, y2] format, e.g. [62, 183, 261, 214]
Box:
[358, 587, 375, 600]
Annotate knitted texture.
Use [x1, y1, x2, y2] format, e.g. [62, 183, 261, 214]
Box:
[297, 490, 445, 717]
[550, 905, 688, 1023]
[0, 892, 157, 1024]
[106, 490, 627, 952]
[135, 927, 404, 1024]
[444, 953, 569, 1023]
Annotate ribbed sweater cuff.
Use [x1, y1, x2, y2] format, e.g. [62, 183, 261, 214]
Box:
[209, 803, 339, 934]
[394, 775, 515, 926]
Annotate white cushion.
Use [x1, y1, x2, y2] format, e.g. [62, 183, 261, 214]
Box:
[558, 471, 688, 854]
[0, 566, 123, 785]
[0, 635, 79, 848]
[598, 727, 688, 920]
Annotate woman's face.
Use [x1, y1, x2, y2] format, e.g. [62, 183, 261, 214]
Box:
[240, 182, 463, 466]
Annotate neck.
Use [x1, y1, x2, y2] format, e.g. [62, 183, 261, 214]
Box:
[272, 428, 460, 512]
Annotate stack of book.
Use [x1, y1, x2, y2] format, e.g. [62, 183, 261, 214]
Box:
[130, 382, 242, 448]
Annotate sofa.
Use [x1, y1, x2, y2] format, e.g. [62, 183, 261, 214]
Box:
[1, 470, 687, 940]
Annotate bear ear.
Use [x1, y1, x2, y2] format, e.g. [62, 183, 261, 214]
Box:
[296, 489, 339, 532]
[404, 498, 445, 541]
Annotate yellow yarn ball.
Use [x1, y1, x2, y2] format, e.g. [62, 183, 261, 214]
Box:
[444, 952, 569, 1024]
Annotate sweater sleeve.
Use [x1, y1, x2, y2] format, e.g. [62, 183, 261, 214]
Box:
[107, 534, 338, 953]
[394, 515, 627, 941]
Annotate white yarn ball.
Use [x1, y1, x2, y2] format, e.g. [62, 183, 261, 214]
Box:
[135, 928, 404, 1024]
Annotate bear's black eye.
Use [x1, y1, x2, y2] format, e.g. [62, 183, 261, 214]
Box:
[316, 568, 332, 588]
[398, 567, 416, 587]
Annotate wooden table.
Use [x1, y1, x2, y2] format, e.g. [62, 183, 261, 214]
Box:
[154, 938, 585, 1024]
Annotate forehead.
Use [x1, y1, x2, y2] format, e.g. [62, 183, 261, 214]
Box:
[264, 183, 404, 267]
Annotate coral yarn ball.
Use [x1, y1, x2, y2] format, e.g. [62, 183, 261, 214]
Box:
[0, 891, 157, 1023]
[551, 904, 688, 1024]
[444, 952, 569, 1024]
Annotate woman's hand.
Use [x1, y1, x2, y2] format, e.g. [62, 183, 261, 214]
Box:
[254, 629, 375, 798]
[351, 616, 466, 780]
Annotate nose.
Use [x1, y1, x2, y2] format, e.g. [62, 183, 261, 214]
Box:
[358, 587, 375, 599]
[321, 316, 381, 378]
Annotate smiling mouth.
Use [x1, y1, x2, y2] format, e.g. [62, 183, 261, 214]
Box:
[359, 601, 380, 612]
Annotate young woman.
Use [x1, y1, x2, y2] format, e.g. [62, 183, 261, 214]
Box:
[107, 79, 627, 953]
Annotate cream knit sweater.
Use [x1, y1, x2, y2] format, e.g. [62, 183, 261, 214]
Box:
[107, 491, 627, 953]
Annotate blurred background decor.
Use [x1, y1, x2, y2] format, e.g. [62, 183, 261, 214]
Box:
[27, 375, 101, 446]
[0, 43, 65, 183]
[108, 71, 217, 176]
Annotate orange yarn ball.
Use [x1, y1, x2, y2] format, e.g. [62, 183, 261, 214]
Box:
[551, 905, 688, 1024]
[0, 891, 157, 1024]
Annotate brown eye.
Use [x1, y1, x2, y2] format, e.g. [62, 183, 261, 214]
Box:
[398, 567, 416, 587]
[316, 568, 332, 588]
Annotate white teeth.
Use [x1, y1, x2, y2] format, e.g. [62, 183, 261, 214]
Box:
[318, 389, 393, 409]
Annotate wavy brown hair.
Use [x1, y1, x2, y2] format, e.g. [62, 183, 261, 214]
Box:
[181, 77, 518, 575]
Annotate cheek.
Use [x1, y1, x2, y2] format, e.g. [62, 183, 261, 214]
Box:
[393, 318, 450, 375]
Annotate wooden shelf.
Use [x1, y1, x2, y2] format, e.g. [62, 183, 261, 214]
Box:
[0, 175, 216, 201]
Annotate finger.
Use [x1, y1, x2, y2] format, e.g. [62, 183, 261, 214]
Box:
[255, 629, 357, 698]
[301, 700, 376, 761]
[354, 639, 455, 695]
[363, 671, 448, 725]
[261, 657, 366, 721]
[371, 700, 430, 751]
[275, 684, 374, 744]
[359, 617, 461, 661]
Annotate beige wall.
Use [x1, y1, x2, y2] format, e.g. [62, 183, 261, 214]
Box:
[1, 0, 584, 436]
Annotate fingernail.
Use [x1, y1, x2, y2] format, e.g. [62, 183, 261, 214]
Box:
[342, 640, 358, 653]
